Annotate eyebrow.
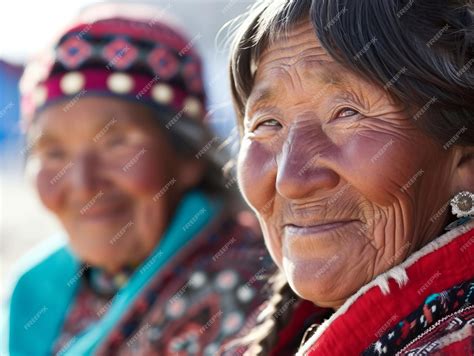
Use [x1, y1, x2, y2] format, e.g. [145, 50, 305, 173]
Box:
[246, 87, 277, 115]
[246, 69, 345, 116]
[29, 132, 59, 152]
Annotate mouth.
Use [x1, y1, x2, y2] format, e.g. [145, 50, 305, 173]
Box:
[283, 220, 359, 236]
[78, 201, 131, 223]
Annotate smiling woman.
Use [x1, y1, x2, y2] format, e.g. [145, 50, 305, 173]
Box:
[225, 0, 474, 354]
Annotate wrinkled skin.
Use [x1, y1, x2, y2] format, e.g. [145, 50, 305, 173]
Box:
[28, 96, 203, 273]
[237, 21, 474, 309]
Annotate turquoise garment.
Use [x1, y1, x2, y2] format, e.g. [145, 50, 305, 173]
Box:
[5, 190, 221, 356]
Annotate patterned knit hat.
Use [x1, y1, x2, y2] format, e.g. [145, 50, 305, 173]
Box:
[20, 5, 209, 147]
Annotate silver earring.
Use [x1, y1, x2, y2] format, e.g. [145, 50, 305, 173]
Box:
[445, 191, 473, 230]
[450, 191, 474, 218]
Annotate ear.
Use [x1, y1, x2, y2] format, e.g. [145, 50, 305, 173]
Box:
[452, 145, 474, 193]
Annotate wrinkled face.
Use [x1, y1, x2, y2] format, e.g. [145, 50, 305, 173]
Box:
[237, 22, 461, 308]
[28, 96, 202, 272]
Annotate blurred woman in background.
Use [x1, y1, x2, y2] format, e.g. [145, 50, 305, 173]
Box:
[4, 4, 274, 355]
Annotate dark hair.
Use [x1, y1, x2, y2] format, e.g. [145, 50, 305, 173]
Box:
[228, 0, 473, 353]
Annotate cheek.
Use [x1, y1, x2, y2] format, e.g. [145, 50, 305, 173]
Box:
[342, 129, 427, 206]
[35, 166, 65, 213]
[237, 138, 277, 211]
[105, 147, 178, 246]
[238, 139, 284, 267]
[340, 128, 444, 264]
[257, 217, 284, 269]
[107, 148, 177, 197]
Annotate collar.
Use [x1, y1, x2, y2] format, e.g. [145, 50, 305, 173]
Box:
[86, 264, 136, 297]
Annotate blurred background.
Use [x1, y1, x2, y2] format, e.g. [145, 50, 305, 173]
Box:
[0, 0, 253, 302]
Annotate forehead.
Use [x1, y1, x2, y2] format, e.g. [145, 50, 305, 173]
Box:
[33, 96, 156, 133]
[256, 21, 338, 78]
[250, 21, 350, 102]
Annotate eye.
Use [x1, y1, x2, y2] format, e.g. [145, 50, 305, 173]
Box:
[335, 107, 359, 118]
[254, 118, 282, 130]
[105, 135, 127, 148]
[43, 147, 66, 160]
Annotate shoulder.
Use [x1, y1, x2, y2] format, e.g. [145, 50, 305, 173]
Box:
[4, 236, 81, 355]
[96, 212, 276, 354]
[7, 235, 77, 304]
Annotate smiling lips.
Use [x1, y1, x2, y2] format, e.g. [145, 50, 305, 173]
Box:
[78, 202, 130, 223]
[283, 220, 359, 236]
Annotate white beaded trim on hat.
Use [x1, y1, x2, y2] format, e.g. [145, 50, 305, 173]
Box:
[60, 71, 85, 95]
[183, 97, 202, 118]
[107, 72, 134, 94]
[151, 83, 173, 104]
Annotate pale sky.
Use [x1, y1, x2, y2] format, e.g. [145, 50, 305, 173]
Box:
[0, 0, 105, 63]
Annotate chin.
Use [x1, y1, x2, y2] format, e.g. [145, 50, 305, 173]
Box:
[289, 279, 348, 309]
[284, 259, 351, 309]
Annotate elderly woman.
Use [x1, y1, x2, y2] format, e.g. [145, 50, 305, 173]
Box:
[226, 0, 474, 354]
[3, 6, 275, 356]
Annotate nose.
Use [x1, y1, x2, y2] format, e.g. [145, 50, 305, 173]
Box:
[275, 125, 340, 200]
[68, 151, 105, 198]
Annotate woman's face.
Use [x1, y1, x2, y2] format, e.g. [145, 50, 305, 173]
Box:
[237, 22, 462, 308]
[28, 96, 203, 272]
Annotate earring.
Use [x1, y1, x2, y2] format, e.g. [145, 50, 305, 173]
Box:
[445, 191, 473, 230]
[451, 191, 474, 217]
